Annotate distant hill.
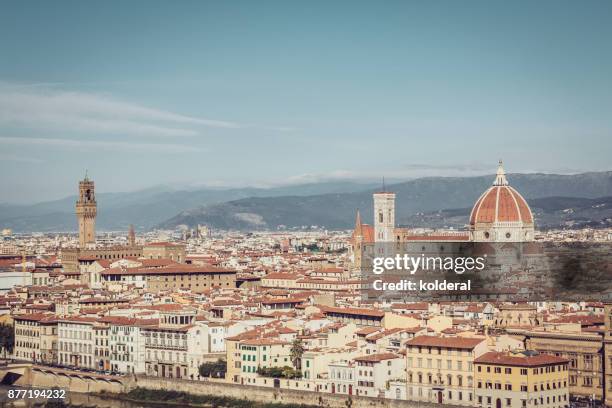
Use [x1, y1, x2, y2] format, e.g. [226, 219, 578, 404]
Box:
[158, 171, 612, 231]
[0, 181, 377, 232]
[2, 172, 611, 232]
[402, 196, 612, 230]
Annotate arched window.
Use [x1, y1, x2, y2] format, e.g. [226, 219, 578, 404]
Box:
[378, 211, 383, 223]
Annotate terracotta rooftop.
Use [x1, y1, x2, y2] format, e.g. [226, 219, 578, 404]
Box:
[354, 353, 401, 362]
[406, 335, 485, 349]
[101, 264, 235, 276]
[320, 305, 385, 318]
[475, 351, 568, 367]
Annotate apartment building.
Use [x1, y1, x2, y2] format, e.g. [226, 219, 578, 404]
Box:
[354, 353, 403, 398]
[142, 242, 186, 263]
[239, 339, 291, 374]
[405, 335, 488, 406]
[604, 302, 612, 408]
[301, 347, 357, 383]
[518, 329, 604, 401]
[93, 321, 110, 371]
[57, 317, 97, 369]
[13, 313, 55, 362]
[105, 317, 148, 374]
[143, 324, 190, 379]
[474, 351, 569, 408]
[328, 360, 356, 395]
[101, 265, 236, 292]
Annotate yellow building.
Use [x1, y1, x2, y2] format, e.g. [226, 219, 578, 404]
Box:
[405, 335, 488, 406]
[225, 328, 265, 384]
[13, 313, 55, 362]
[237, 339, 291, 385]
[474, 351, 569, 408]
[515, 328, 603, 402]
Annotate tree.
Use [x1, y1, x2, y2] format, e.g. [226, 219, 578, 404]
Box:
[0, 324, 14, 358]
[256, 366, 302, 379]
[290, 337, 304, 370]
[198, 359, 227, 378]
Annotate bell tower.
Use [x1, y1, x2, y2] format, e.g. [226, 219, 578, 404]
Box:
[76, 172, 97, 248]
[373, 179, 395, 242]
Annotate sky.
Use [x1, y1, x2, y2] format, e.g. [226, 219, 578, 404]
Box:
[1, 0, 611, 204]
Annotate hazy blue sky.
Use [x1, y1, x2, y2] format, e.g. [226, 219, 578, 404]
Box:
[1, 0, 611, 203]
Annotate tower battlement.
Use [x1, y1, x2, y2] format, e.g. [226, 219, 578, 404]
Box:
[76, 175, 97, 248]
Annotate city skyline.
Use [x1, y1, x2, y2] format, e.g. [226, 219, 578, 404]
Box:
[1, 3, 612, 407]
[1, 1, 612, 203]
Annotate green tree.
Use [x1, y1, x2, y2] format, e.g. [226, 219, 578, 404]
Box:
[290, 338, 304, 370]
[198, 359, 227, 378]
[256, 366, 302, 379]
[0, 324, 14, 358]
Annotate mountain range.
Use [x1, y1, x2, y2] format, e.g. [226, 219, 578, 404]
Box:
[0, 181, 377, 232]
[1, 172, 611, 232]
[158, 172, 612, 231]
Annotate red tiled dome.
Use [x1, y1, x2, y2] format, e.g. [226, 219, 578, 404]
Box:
[469, 163, 533, 226]
[470, 185, 533, 225]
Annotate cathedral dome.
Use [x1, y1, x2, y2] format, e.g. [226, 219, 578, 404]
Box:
[469, 162, 534, 242]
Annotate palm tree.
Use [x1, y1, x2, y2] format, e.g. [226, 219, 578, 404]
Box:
[290, 338, 304, 370]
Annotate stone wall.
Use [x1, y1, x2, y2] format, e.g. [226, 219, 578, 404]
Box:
[4, 365, 462, 408]
[1, 365, 124, 394]
[128, 376, 462, 408]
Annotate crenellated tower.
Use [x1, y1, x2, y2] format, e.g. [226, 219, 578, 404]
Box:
[128, 224, 136, 247]
[76, 173, 97, 248]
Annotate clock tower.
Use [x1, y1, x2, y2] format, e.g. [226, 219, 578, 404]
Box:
[76, 173, 97, 248]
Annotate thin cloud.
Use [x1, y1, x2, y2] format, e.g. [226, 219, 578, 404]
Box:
[0, 153, 45, 164]
[0, 82, 242, 139]
[0, 136, 204, 154]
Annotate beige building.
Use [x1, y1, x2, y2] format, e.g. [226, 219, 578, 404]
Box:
[39, 317, 58, 365]
[93, 321, 111, 371]
[405, 335, 488, 406]
[604, 303, 612, 407]
[301, 347, 357, 383]
[62, 246, 143, 274]
[57, 317, 97, 369]
[142, 242, 186, 264]
[13, 313, 56, 362]
[494, 304, 540, 328]
[101, 265, 236, 292]
[517, 329, 603, 402]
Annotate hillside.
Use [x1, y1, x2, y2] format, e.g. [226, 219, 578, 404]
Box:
[158, 172, 612, 230]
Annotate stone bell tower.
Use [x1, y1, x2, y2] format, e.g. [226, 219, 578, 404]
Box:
[373, 178, 395, 243]
[76, 172, 97, 248]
